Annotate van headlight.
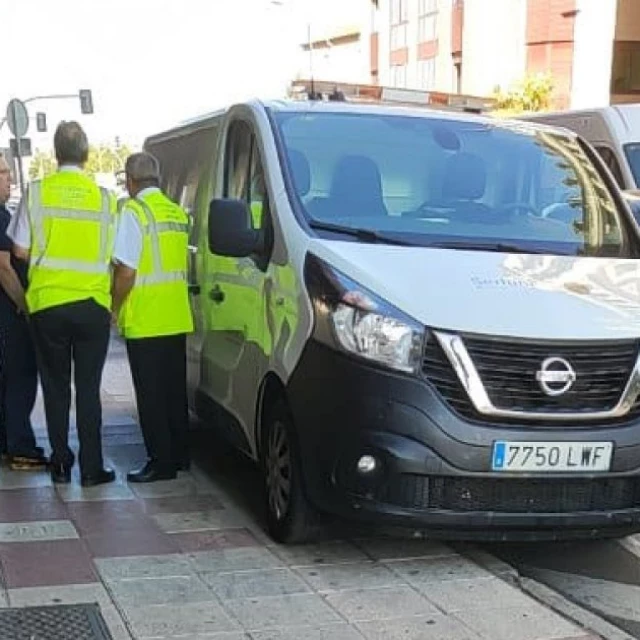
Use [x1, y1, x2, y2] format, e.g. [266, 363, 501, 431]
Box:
[304, 254, 425, 374]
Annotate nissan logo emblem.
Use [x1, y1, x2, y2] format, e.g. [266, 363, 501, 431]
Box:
[535, 357, 577, 396]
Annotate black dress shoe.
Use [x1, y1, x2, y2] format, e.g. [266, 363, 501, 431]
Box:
[176, 459, 191, 472]
[127, 462, 176, 483]
[50, 464, 72, 484]
[81, 468, 116, 488]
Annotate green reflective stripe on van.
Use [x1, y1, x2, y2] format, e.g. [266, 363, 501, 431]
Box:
[135, 271, 187, 286]
[35, 256, 111, 274]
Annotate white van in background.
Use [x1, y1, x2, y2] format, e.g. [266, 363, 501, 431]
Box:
[518, 105, 640, 192]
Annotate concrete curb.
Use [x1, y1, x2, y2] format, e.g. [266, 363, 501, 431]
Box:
[459, 546, 635, 640]
[618, 535, 640, 560]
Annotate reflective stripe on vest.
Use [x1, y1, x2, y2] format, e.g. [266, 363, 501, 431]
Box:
[29, 180, 112, 273]
[135, 199, 189, 286]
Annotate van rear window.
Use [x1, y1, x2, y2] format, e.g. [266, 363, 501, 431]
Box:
[625, 143, 640, 189]
[272, 110, 635, 257]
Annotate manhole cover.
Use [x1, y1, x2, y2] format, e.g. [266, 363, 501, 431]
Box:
[0, 603, 113, 640]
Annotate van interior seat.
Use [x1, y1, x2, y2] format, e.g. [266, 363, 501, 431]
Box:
[307, 154, 389, 220]
[286, 149, 311, 197]
[441, 152, 493, 220]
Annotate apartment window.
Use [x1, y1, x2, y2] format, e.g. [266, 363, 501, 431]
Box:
[390, 64, 408, 88]
[418, 0, 438, 42]
[611, 42, 640, 93]
[418, 58, 436, 90]
[390, 0, 408, 50]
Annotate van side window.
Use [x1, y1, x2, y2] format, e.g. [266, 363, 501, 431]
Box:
[225, 121, 252, 201]
[595, 146, 624, 188]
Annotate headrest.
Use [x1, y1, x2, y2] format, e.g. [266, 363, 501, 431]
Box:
[330, 154, 383, 200]
[442, 152, 487, 200]
[287, 149, 310, 197]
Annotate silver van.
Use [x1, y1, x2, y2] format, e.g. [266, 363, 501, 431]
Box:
[145, 98, 640, 544]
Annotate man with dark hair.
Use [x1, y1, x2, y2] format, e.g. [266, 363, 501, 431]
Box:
[112, 152, 193, 483]
[0, 153, 47, 470]
[8, 121, 118, 486]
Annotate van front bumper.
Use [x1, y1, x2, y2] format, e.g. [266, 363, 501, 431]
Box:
[286, 340, 640, 540]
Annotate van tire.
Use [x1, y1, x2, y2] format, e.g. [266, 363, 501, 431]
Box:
[261, 398, 317, 544]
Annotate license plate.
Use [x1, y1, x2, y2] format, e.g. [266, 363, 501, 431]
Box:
[492, 441, 613, 472]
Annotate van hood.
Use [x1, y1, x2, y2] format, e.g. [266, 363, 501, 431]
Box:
[308, 240, 640, 341]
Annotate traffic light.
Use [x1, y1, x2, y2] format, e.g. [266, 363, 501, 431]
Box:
[36, 112, 47, 132]
[79, 89, 94, 114]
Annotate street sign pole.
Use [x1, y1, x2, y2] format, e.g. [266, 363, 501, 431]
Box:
[7, 100, 28, 196]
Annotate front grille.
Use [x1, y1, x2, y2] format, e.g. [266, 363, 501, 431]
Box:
[384, 474, 640, 513]
[422, 336, 640, 425]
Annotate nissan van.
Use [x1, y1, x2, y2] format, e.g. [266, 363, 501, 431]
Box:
[144, 97, 640, 544]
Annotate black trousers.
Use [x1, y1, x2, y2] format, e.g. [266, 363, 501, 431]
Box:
[0, 312, 39, 456]
[30, 299, 110, 475]
[126, 334, 189, 471]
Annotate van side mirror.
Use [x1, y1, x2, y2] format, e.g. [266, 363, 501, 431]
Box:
[208, 198, 262, 257]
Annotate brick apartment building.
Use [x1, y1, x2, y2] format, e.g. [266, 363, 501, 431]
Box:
[299, 0, 640, 111]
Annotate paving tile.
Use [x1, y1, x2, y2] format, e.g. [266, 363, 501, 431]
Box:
[0, 520, 78, 542]
[387, 556, 492, 585]
[8, 583, 112, 608]
[99, 605, 134, 640]
[250, 625, 364, 640]
[109, 575, 214, 607]
[0, 539, 98, 588]
[325, 585, 438, 622]
[141, 494, 225, 514]
[129, 475, 203, 498]
[0, 488, 68, 523]
[455, 605, 583, 640]
[202, 568, 312, 600]
[0, 469, 52, 489]
[189, 547, 283, 574]
[122, 600, 239, 638]
[356, 614, 481, 640]
[67, 500, 153, 535]
[356, 538, 455, 561]
[95, 554, 194, 580]
[421, 576, 535, 613]
[269, 541, 370, 567]
[223, 594, 343, 631]
[56, 482, 136, 502]
[84, 528, 178, 558]
[295, 562, 403, 593]
[172, 528, 260, 553]
[153, 509, 250, 533]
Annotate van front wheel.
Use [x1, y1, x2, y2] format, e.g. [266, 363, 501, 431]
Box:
[262, 400, 316, 544]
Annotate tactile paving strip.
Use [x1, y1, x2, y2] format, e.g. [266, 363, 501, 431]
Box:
[0, 603, 113, 640]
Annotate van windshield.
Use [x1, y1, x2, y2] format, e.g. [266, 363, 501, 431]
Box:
[272, 110, 635, 257]
[624, 143, 640, 188]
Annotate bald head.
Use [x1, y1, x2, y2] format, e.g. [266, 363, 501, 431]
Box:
[54, 121, 89, 166]
[125, 152, 161, 197]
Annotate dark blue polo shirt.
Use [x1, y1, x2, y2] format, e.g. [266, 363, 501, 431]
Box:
[0, 204, 27, 316]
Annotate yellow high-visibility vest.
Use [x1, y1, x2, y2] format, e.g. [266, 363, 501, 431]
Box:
[118, 190, 194, 339]
[26, 170, 117, 314]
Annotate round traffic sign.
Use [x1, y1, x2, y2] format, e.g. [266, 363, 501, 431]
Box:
[6, 99, 29, 138]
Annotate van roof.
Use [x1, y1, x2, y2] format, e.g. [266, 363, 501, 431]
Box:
[520, 104, 640, 141]
[145, 98, 577, 147]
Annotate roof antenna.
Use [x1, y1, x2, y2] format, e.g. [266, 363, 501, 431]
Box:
[307, 23, 321, 100]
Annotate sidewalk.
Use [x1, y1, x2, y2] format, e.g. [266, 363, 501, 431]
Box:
[0, 336, 598, 640]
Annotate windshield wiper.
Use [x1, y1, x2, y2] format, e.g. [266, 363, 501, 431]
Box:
[427, 240, 552, 255]
[309, 220, 414, 246]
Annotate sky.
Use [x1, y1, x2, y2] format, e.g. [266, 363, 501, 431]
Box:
[0, 0, 356, 154]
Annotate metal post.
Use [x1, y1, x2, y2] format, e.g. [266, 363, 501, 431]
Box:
[10, 101, 25, 197]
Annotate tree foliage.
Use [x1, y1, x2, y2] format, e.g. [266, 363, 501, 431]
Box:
[492, 73, 555, 117]
[28, 142, 133, 180]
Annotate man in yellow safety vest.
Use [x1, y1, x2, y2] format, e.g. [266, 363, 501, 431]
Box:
[8, 121, 118, 486]
[111, 152, 193, 483]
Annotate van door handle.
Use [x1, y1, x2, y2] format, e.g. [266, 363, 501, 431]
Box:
[209, 286, 225, 303]
[189, 284, 201, 296]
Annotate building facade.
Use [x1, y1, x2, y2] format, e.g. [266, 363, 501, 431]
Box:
[366, 0, 640, 110]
